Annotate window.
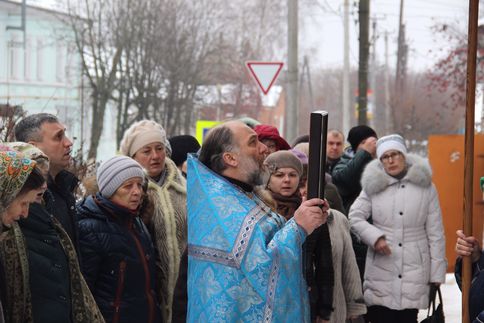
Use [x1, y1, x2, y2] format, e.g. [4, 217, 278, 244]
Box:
[65, 43, 76, 83]
[56, 41, 65, 82]
[36, 38, 43, 81]
[24, 37, 31, 80]
[9, 34, 20, 80]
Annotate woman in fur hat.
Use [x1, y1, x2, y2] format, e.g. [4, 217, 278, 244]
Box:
[264, 151, 304, 220]
[264, 151, 366, 323]
[119, 120, 186, 322]
[349, 134, 447, 323]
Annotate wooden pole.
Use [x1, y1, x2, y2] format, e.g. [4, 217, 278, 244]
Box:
[463, 1, 479, 322]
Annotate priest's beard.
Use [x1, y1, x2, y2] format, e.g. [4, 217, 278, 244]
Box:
[238, 154, 264, 186]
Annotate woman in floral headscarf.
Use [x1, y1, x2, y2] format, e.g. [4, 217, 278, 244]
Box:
[0, 149, 45, 323]
[0, 150, 45, 227]
[2, 143, 105, 323]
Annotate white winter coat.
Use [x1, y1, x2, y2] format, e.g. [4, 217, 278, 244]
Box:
[349, 154, 447, 310]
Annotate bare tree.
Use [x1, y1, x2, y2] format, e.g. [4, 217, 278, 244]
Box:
[114, 0, 288, 142]
[113, 0, 233, 142]
[63, 0, 127, 159]
[309, 66, 461, 147]
[62, 0, 290, 156]
[0, 105, 25, 142]
[427, 16, 484, 128]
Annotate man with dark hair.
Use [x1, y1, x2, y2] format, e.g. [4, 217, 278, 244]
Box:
[186, 120, 329, 322]
[168, 135, 201, 177]
[326, 129, 345, 174]
[14, 113, 79, 250]
[332, 125, 377, 213]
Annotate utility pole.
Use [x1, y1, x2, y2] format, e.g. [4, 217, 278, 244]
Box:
[358, 0, 370, 125]
[286, 0, 298, 141]
[299, 56, 314, 108]
[369, 17, 377, 129]
[384, 31, 392, 133]
[342, 0, 350, 136]
[298, 56, 314, 134]
[396, 0, 404, 90]
[395, 0, 407, 131]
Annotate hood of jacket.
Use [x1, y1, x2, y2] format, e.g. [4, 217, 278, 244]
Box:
[48, 169, 79, 194]
[340, 147, 356, 160]
[361, 153, 432, 196]
[77, 195, 107, 221]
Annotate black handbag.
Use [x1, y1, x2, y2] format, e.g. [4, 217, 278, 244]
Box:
[420, 285, 445, 323]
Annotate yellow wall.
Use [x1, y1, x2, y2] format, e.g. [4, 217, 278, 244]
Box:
[428, 134, 484, 272]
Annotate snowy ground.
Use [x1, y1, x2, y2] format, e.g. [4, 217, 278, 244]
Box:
[417, 273, 461, 322]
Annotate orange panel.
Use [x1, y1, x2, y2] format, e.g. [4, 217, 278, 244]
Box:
[428, 134, 484, 272]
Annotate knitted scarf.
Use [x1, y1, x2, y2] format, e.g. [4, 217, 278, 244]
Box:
[0, 223, 32, 323]
[270, 192, 302, 221]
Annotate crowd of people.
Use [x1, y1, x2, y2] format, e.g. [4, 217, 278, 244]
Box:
[0, 112, 481, 322]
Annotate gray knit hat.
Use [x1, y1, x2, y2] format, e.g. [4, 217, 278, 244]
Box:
[97, 156, 145, 198]
[264, 150, 303, 177]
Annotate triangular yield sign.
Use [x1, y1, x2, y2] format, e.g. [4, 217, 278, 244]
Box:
[246, 61, 284, 95]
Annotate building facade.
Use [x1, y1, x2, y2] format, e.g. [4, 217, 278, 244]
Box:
[0, 0, 122, 161]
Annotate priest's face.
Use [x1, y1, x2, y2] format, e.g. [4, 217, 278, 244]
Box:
[230, 122, 269, 186]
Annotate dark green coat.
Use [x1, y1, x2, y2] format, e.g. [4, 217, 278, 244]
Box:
[331, 149, 373, 213]
[331, 148, 373, 281]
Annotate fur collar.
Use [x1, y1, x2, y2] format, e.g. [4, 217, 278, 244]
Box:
[155, 157, 186, 194]
[361, 153, 432, 196]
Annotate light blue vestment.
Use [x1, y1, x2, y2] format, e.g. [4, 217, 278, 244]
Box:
[187, 155, 310, 323]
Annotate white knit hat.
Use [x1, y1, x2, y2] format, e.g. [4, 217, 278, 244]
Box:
[376, 134, 407, 160]
[97, 156, 145, 198]
[119, 120, 167, 157]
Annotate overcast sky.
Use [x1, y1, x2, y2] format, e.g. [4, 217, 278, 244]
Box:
[29, 0, 470, 72]
[300, 0, 470, 72]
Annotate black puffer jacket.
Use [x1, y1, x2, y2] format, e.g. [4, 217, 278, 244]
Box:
[19, 202, 72, 323]
[455, 253, 484, 321]
[45, 170, 79, 253]
[77, 194, 162, 323]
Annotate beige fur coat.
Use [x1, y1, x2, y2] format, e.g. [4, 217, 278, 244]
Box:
[143, 158, 187, 322]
